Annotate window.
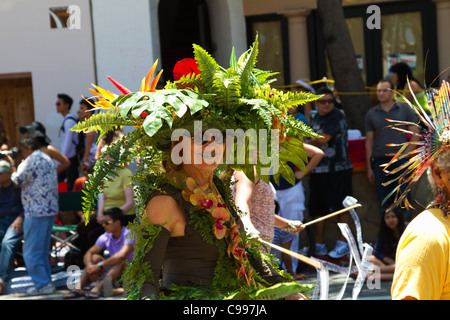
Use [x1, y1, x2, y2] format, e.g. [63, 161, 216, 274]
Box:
[246, 14, 290, 86]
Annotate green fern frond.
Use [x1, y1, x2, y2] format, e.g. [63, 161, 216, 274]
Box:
[193, 43, 220, 90]
[240, 98, 279, 129]
[82, 129, 143, 223]
[173, 73, 203, 92]
[283, 115, 322, 139]
[229, 46, 237, 70]
[237, 36, 259, 93]
[70, 111, 136, 135]
[251, 68, 279, 88]
[280, 90, 321, 107]
[212, 73, 241, 111]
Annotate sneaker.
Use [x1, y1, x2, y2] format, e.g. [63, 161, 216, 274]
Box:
[298, 246, 310, 256]
[328, 240, 350, 259]
[314, 243, 328, 256]
[27, 283, 56, 296]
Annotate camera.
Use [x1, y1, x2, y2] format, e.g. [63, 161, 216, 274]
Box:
[0, 147, 19, 160]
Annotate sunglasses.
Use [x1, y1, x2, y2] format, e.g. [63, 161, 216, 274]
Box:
[317, 99, 334, 105]
[102, 220, 114, 226]
[191, 132, 224, 145]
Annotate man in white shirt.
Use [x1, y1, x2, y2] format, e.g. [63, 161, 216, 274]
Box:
[56, 93, 79, 191]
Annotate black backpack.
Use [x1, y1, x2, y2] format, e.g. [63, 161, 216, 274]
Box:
[60, 114, 85, 158]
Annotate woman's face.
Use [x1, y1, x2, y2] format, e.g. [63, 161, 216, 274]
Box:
[431, 164, 450, 198]
[384, 210, 398, 230]
[390, 72, 399, 85]
[171, 130, 224, 173]
[190, 131, 224, 171]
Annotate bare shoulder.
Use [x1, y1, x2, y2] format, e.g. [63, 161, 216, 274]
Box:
[145, 194, 184, 233]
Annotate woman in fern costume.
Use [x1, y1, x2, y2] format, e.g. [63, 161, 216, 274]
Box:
[73, 37, 322, 300]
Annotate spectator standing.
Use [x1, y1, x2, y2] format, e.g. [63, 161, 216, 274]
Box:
[77, 98, 98, 176]
[20, 121, 70, 175]
[0, 160, 24, 294]
[11, 137, 58, 296]
[270, 143, 323, 274]
[307, 87, 353, 258]
[232, 169, 304, 254]
[389, 62, 428, 114]
[56, 93, 79, 191]
[365, 79, 419, 218]
[271, 103, 324, 274]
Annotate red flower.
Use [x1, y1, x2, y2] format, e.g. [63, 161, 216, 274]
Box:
[173, 58, 200, 81]
[200, 199, 214, 209]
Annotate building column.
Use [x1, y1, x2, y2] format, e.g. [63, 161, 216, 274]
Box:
[206, 0, 247, 66]
[279, 8, 311, 85]
[433, 0, 450, 82]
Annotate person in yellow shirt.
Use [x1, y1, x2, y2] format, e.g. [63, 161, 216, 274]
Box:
[96, 129, 135, 226]
[387, 80, 450, 300]
[98, 167, 135, 226]
[392, 207, 450, 299]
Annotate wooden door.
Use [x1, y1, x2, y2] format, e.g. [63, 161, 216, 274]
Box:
[0, 73, 35, 148]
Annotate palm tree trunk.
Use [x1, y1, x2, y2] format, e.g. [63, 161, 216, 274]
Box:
[317, 0, 371, 132]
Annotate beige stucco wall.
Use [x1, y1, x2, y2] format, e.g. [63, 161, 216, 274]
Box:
[243, 0, 450, 85]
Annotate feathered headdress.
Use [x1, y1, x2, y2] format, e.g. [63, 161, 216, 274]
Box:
[72, 36, 322, 222]
[382, 79, 450, 210]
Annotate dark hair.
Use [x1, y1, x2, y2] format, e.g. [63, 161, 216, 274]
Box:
[274, 200, 280, 215]
[104, 128, 123, 145]
[79, 97, 96, 110]
[389, 62, 422, 90]
[378, 78, 394, 90]
[18, 137, 40, 151]
[57, 93, 73, 110]
[104, 207, 125, 226]
[379, 207, 405, 257]
[34, 136, 49, 147]
[315, 86, 334, 96]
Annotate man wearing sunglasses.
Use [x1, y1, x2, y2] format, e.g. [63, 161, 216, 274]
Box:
[64, 207, 135, 299]
[307, 87, 353, 259]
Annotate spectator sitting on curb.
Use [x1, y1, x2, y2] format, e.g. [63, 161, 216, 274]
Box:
[64, 207, 135, 299]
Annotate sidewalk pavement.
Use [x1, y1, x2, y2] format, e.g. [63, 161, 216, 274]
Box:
[0, 266, 392, 300]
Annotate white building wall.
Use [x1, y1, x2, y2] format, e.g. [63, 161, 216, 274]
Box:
[0, 0, 96, 148]
[91, 0, 158, 93]
[0, 0, 247, 148]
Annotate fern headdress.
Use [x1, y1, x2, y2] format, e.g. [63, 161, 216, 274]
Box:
[382, 80, 450, 210]
[72, 36, 321, 221]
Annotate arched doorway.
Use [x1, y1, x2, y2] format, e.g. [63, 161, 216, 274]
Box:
[158, 0, 212, 82]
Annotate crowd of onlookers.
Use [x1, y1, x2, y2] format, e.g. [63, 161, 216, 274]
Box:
[0, 93, 136, 297]
[0, 62, 428, 297]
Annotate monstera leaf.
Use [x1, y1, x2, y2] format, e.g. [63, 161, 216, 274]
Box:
[115, 89, 209, 137]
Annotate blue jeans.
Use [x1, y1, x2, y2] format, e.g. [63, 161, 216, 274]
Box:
[23, 215, 54, 289]
[0, 215, 23, 280]
[372, 156, 411, 220]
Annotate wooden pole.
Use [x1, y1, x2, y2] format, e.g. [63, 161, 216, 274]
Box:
[259, 239, 322, 270]
[302, 203, 361, 228]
